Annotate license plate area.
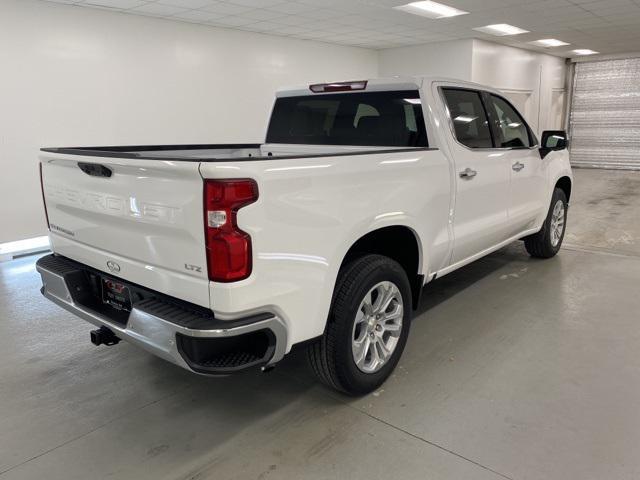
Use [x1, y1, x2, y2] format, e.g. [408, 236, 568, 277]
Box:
[101, 277, 132, 312]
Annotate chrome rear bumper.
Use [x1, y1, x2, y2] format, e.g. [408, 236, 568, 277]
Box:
[36, 254, 287, 374]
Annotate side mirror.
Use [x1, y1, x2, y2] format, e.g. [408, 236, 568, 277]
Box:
[540, 130, 568, 159]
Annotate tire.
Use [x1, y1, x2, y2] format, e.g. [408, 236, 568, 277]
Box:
[524, 188, 568, 258]
[307, 254, 412, 396]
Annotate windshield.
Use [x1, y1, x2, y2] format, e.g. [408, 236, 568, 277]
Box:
[266, 90, 428, 147]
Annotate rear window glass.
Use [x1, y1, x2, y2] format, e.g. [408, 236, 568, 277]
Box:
[266, 91, 428, 147]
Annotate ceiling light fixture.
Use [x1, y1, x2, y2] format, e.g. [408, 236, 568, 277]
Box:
[530, 38, 570, 48]
[572, 49, 599, 55]
[394, 1, 469, 19]
[472, 24, 529, 36]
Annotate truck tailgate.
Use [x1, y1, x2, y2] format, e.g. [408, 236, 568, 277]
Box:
[40, 153, 210, 308]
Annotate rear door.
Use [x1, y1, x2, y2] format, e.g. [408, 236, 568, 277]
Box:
[440, 87, 511, 264]
[484, 93, 546, 236]
[40, 153, 210, 307]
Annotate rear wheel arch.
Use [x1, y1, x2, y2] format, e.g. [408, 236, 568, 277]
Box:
[338, 226, 424, 309]
[308, 254, 413, 395]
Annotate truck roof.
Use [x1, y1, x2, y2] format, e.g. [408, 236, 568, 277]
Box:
[276, 76, 503, 97]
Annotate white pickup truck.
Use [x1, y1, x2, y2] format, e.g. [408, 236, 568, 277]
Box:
[37, 76, 572, 395]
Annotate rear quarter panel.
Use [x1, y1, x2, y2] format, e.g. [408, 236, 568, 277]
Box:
[201, 148, 451, 348]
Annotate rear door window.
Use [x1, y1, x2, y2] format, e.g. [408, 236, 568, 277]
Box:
[266, 91, 428, 147]
[441, 88, 493, 149]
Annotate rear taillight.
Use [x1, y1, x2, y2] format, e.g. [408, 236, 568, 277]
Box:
[204, 179, 258, 282]
[39, 163, 50, 229]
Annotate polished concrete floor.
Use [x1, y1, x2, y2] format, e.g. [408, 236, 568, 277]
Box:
[1, 168, 639, 480]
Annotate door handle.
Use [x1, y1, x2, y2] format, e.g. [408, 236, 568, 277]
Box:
[78, 162, 113, 178]
[512, 162, 525, 172]
[459, 168, 477, 179]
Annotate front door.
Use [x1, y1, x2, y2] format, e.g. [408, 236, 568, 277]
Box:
[440, 87, 511, 264]
[484, 93, 546, 236]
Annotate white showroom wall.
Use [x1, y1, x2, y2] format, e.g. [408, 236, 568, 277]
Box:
[378, 39, 474, 79]
[0, 0, 569, 245]
[0, 0, 378, 243]
[471, 39, 567, 136]
[379, 38, 567, 136]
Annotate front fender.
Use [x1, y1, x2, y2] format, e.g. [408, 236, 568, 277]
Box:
[535, 150, 573, 227]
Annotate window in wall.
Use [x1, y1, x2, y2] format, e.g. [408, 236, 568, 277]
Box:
[488, 95, 532, 148]
[266, 91, 428, 147]
[441, 88, 492, 148]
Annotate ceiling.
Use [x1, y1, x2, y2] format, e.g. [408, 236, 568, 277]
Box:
[41, 0, 640, 56]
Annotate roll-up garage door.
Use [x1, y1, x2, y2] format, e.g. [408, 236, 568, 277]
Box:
[569, 58, 640, 170]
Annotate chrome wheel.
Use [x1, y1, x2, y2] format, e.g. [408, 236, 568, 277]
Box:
[351, 281, 404, 374]
[550, 200, 566, 247]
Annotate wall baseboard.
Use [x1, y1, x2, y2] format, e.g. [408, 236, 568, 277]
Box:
[0, 236, 50, 263]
